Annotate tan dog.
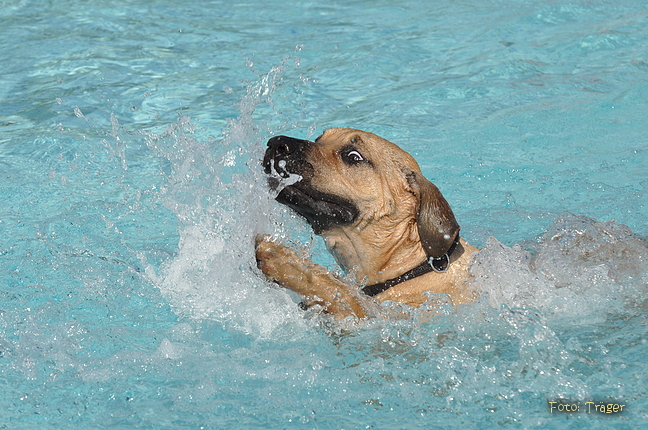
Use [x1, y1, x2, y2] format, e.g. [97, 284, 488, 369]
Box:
[255, 128, 478, 320]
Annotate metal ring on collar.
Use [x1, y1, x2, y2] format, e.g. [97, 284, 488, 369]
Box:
[431, 253, 450, 272]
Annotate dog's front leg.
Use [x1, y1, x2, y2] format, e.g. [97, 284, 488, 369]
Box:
[255, 235, 369, 320]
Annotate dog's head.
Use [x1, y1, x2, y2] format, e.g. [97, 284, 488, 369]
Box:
[262, 128, 459, 259]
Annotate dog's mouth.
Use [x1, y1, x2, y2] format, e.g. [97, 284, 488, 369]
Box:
[275, 183, 359, 234]
[262, 135, 359, 234]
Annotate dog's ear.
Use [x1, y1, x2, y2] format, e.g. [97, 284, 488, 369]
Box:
[405, 170, 460, 259]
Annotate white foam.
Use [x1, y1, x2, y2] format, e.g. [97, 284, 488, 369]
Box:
[154, 338, 183, 360]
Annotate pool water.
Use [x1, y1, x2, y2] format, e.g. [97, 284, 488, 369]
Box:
[1, 0, 647, 428]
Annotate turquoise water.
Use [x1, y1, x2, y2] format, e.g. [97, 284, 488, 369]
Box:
[1, 0, 647, 428]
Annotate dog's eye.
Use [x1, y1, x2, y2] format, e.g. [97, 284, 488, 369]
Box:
[347, 150, 364, 162]
[342, 149, 365, 165]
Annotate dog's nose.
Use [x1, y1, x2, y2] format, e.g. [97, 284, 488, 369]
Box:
[263, 135, 310, 177]
[268, 136, 296, 157]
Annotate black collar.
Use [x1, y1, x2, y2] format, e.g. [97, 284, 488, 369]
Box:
[361, 238, 460, 297]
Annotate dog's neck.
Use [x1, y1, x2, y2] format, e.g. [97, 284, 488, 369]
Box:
[322, 218, 428, 285]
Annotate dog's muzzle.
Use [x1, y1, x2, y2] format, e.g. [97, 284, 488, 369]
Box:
[262, 135, 359, 234]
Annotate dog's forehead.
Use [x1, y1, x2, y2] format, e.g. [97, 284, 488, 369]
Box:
[316, 128, 420, 170]
[317, 128, 396, 153]
[316, 128, 382, 147]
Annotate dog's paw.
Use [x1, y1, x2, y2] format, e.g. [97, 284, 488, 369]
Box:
[254, 234, 369, 320]
[254, 234, 273, 256]
[254, 235, 302, 281]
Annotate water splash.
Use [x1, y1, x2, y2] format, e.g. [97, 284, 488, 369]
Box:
[141, 55, 317, 339]
[470, 213, 648, 322]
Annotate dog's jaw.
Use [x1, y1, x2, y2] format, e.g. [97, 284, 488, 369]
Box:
[275, 183, 360, 234]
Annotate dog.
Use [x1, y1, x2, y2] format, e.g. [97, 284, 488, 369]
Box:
[255, 128, 478, 320]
